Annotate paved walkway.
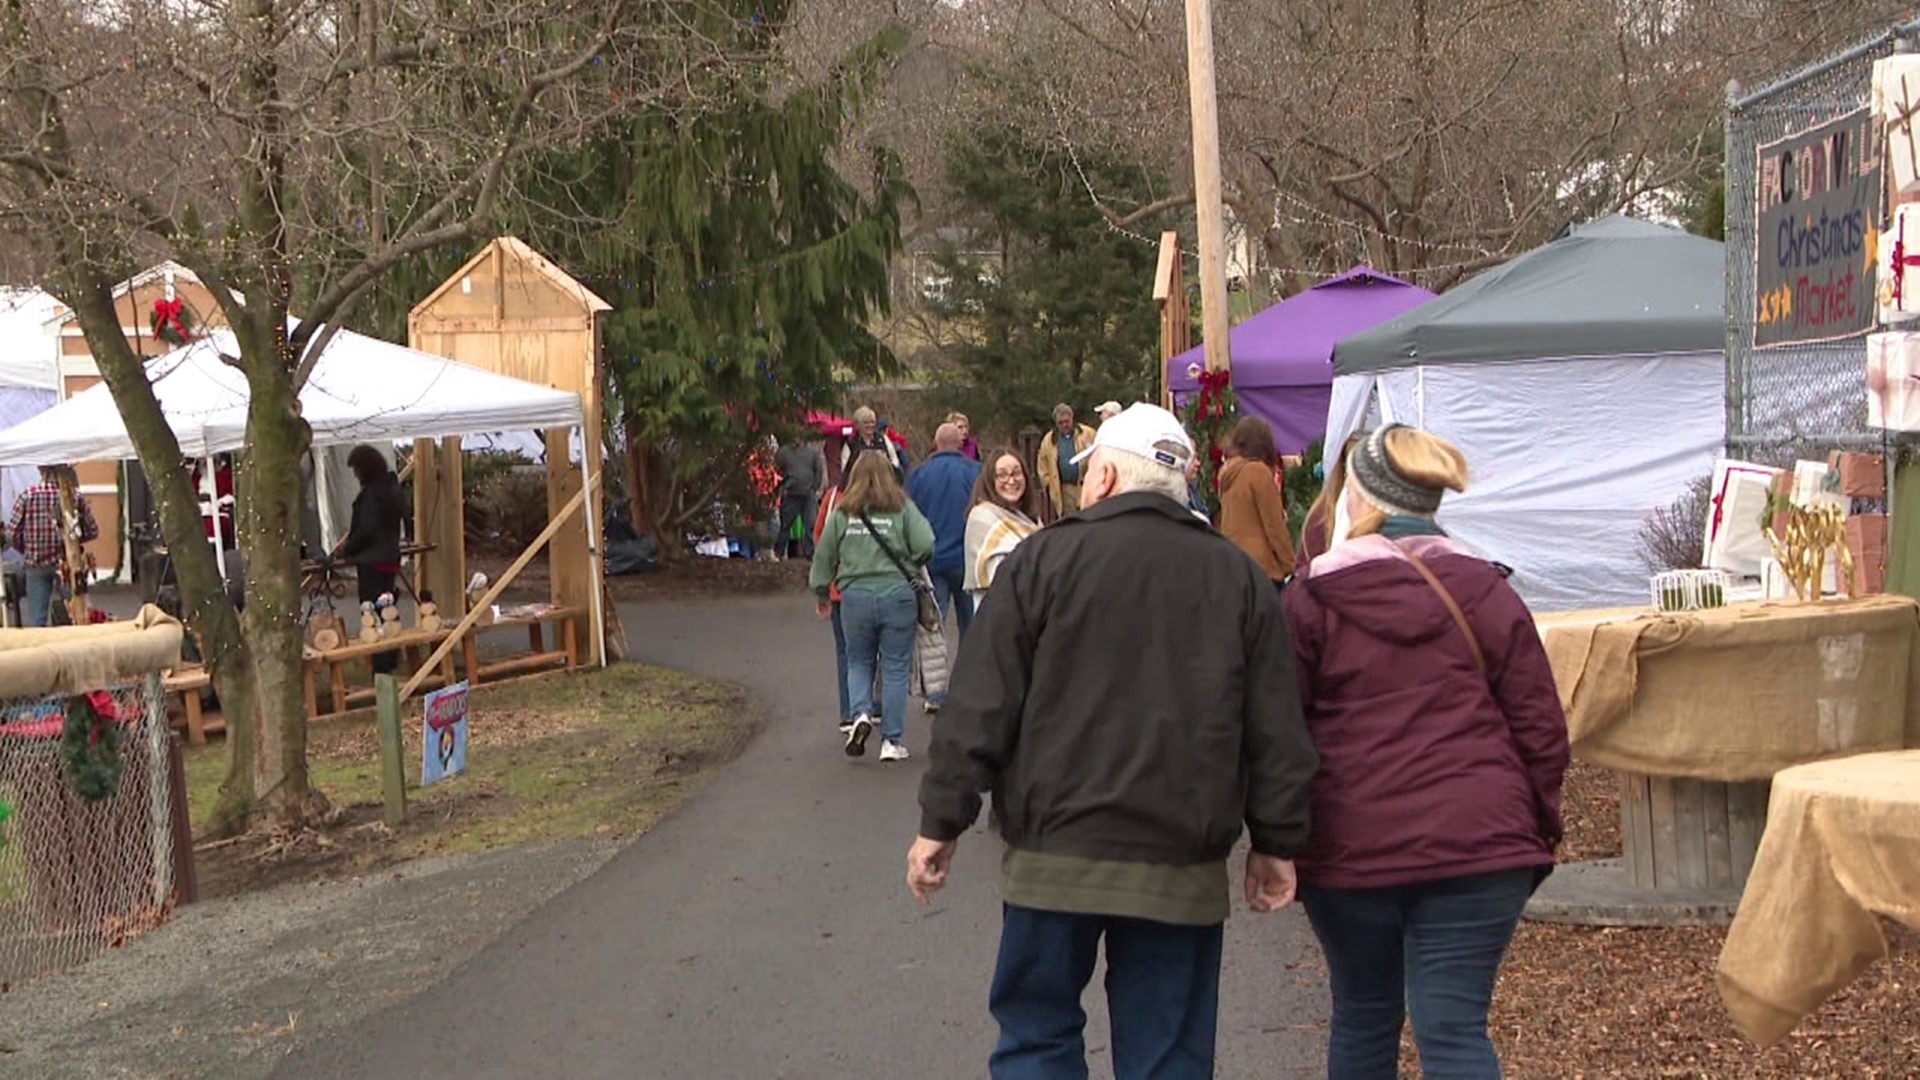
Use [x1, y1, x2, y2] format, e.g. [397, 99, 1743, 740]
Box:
[276, 593, 1329, 1079]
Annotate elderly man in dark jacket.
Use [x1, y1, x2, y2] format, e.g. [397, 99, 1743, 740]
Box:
[909, 403, 1318, 1080]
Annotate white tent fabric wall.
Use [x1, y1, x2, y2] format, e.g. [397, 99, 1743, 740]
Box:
[0, 289, 63, 526]
[1325, 353, 1726, 612]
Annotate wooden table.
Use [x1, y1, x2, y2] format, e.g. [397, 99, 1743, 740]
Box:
[304, 627, 458, 719]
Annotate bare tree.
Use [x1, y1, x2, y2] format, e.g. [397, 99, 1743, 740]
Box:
[0, 0, 744, 833]
[855, 0, 1915, 297]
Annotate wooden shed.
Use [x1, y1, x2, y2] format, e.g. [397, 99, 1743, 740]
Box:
[408, 237, 611, 666]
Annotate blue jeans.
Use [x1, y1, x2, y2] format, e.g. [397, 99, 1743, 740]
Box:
[989, 904, 1222, 1080]
[930, 563, 973, 639]
[829, 601, 851, 722]
[1302, 868, 1535, 1080]
[24, 564, 60, 627]
[840, 588, 915, 742]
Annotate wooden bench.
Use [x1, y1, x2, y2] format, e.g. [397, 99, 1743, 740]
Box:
[304, 627, 458, 719]
[459, 605, 582, 687]
[162, 665, 214, 746]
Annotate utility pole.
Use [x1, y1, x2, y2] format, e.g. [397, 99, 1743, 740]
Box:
[1183, 0, 1232, 373]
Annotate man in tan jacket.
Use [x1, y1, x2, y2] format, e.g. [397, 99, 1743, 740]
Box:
[1035, 403, 1097, 518]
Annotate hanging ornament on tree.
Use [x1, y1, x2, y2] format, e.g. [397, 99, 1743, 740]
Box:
[150, 297, 194, 346]
[61, 690, 124, 801]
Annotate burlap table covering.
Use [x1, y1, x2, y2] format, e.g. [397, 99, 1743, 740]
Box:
[1536, 596, 1920, 781]
[1716, 750, 1920, 1046]
[0, 604, 183, 699]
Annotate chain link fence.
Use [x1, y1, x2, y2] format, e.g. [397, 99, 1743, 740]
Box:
[1726, 20, 1920, 465]
[0, 673, 176, 988]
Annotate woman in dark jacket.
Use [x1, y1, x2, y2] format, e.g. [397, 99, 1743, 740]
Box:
[340, 444, 406, 673]
[1283, 424, 1568, 1080]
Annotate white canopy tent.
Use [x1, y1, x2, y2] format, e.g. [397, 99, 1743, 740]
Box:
[0, 326, 584, 464]
[0, 289, 62, 519]
[1327, 217, 1727, 612]
[0, 325, 603, 652]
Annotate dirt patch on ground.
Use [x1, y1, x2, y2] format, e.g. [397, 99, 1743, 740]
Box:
[183, 664, 756, 901]
[1391, 763, 1920, 1078]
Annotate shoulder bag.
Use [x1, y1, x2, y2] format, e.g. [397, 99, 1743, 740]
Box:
[1403, 551, 1486, 673]
[858, 510, 940, 630]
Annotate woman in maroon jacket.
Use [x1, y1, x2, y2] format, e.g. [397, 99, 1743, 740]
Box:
[1283, 424, 1568, 1080]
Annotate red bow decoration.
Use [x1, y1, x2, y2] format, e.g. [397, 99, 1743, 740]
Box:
[1894, 216, 1920, 309]
[152, 297, 189, 342]
[1195, 368, 1232, 420]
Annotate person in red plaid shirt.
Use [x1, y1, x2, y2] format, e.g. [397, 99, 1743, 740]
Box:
[10, 464, 98, 627]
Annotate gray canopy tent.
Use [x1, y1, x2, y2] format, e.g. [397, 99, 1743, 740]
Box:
[1325, 215, 1728, 611]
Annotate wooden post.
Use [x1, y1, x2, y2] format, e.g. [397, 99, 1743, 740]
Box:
[54, 466, 90, 624]
[376, 674, 406, 827]
[1154, 230, 1191, 410]
[1183, 0, 1232, 374]
[1886, 458, 1920, 601]
[413, 436, 467, 619]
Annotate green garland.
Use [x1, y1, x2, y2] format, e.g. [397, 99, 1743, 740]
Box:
[62, 692, 124, 801]
[1177, 367, 1239, 519]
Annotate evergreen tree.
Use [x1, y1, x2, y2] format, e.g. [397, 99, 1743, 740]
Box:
[532, 9, 910, 542]
[927, 124, 1173, 433]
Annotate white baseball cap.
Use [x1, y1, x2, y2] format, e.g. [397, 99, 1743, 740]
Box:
[1071, 403, 1195, 471]
[1095, 400, 1123, 418]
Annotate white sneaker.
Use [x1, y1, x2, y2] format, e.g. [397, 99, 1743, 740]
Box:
[923, 699, 941, 715]
[844, 715, 873, 757]
[878, 740, 910, 762]
[837, 718, 857, 734]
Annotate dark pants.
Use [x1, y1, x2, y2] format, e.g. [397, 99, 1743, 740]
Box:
[988, 904, 1222, 1080]
[357, 566, 400, 675]
[779, 492, 818, 558]
[1302, 868, 1534, 1080]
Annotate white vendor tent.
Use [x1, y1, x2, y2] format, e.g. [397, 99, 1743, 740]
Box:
[0, 289, 62, 518]
[0, 325, 584, 464]
[1328, 215, 1727, 612]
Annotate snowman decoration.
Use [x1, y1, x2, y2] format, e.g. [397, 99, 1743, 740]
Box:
[377, 592, 402, 639]
[357, 601, 381, 644]
[416, 590, 443, 634]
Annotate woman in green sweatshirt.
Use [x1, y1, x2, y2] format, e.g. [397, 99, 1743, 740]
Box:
[810, 452, 935, 761]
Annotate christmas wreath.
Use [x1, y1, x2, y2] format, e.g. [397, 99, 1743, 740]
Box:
[1178, 364, 1239, 518]
[62, 690, 124, 801]
[150, 297, 194, 347]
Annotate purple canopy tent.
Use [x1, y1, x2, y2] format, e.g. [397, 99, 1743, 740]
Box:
[1167, 267, 1434, 454]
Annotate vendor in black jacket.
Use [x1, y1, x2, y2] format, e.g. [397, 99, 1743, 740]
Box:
[339, 444, 406, 673]
[908, 403, 1318, 1080]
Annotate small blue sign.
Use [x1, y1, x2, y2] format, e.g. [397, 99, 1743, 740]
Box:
[422, 681, 470, 786]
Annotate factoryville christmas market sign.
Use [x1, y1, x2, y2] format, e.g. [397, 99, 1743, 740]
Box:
[1754, 109, 1882, 347]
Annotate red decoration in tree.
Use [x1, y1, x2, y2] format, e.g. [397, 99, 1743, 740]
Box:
[151, 297, 193, 346]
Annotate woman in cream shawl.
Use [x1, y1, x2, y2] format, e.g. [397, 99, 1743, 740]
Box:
[964, 448, 1042, 602]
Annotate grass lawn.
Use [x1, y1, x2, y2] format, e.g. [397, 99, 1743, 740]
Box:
[183, 663, 755, 897]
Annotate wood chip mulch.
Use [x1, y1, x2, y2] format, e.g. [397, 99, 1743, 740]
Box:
[1399, 762, 1920, 1078]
